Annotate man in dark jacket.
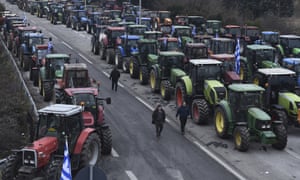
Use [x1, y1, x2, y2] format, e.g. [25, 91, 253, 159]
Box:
[109, 66, 120, 91]
[152, 103, 166, 137]
[176, 101, 189, 135]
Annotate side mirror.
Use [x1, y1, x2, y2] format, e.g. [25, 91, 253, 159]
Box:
[96, 97, 111, 104]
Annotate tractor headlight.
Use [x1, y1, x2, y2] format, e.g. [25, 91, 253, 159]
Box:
[30, 160, 35, 164]
[24, 159, 29, 163]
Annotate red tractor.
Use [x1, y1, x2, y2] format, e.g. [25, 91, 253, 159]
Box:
[62, 87, 112, 155]
[1, 104, 104, 179]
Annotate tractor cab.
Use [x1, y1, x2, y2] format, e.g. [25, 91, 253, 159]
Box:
[60, 63, 91, 89]
[143, 30, 163, 40]
[171, 25, 193, 49]
[158, 37, 179, 51]
[205, 20, 224, 37]
[42, 53, 70, 79]
[223, 25, 241, 39]
[183, 42, 208, 63]
[256, 31, 280, 46]
[282, 58, 300, 87]
[158, 51, 185, 78]
[209, 37, 235, 55]
[278, 35, 300, 60]
[127, 24, 148, 37]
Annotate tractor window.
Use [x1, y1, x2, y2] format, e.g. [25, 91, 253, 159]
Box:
[240, 92, 261, 108]
[190, 47, 207, 58]
[287, 39, 300, 48]
[38, 115, 62, 138]
[255, 49, 274, 62]
[78, 11, 86, 17]
[197, 65, 221, 80]
[67, 70, 89, 88]
[29, 37, 43, 47]
[37, 49, 48, 59]
[167, 56, 184, 69]
[73, 93, 96, 107]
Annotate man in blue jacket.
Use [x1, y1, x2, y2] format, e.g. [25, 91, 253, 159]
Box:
[176, 101, 189, 135]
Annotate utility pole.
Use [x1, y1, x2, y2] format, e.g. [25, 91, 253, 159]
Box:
[139, 0, 141, 24]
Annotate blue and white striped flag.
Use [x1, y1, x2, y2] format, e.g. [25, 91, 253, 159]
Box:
[60, 138, 72, 180]
[235, 38, 240, 74]
[22, 12, 27, 24]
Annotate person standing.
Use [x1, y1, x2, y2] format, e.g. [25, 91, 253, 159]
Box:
[176, 101, 189, 135]
[152, 103, 166, 137]
[109, 66, 120, 92]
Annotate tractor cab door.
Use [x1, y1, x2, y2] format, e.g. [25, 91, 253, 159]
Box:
[191, 65, 203, 95]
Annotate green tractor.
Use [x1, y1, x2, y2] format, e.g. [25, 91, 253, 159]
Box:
[214, 83, 287, 152]
[150, 51, 186, 100]
[276, 35, 300, 64]
[171, 25, 194, 50]
[253, 68, 300, 129]
[129, 39, 158, 84]
[175, 59, 227, 124]
[38, 53, 70, 101]
[239, 44, 280, 82]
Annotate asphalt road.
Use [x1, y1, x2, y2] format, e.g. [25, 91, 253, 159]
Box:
[3, 1, 300, 180]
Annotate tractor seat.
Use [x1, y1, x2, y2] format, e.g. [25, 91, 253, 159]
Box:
[82, 111, 94, 126]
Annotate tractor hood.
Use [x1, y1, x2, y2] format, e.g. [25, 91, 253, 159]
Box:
[248, 107, 270, 121]
[81, 17, 88, 22]
[204, 80, 227, 104]
[171, 68, 186, 85]
[261, 60, 280, 68]
[148, 54, 158, 65]
[293, 48, 300, 56]
[278, 92, 300, 116]
[82, 111, 95, 126]
[25, 136, 58, 152]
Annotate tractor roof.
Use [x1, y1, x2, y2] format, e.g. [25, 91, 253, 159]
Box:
[210, 54, 235, 61]
[64, 87, 98, 97]
[212, 37, 234, 42]
[247, 44, 275, 50]
[262, 31, 279, 35]
[158, 37, 178, 42]
[38, 104, 82, 116]
[280, 34, 300, 39]
[120, 35, 140, 40]
[229, 83, 265, 92]
[206, 20, 221, 23]
[257, 68, 295, 76]
[138, 39, 157, 44]
[46, 53, 70, 59]
[107, 26, 125, 31]
[283, 58, 300, 65]
[144, 31, 162, 35]
[159, 51, 185, 57]
[172, 25, 191, 29]
[17, 26, 37, 31]
[128, 24, 147, 28]
[64, 63, 88, 70]
[25, 32, 44, 38]
[241, 25, 258, 29]
[189, 59, 222, 65]
[225, 25, 240, 28]
[36, 44, 48, 49]
[185, 42, 206, 48]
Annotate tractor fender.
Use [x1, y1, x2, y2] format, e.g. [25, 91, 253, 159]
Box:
[276, 44, 284, 56]
[151, 64, 160, 79]
[216, 100, 234, 131]
[179, 76, 192, 96]
[271, 104, 285, 111]
[293, 48, 300, 57]
[39, 67, 46, 80]
[261, 60, 280, 68]
[248, 107, 270, 121]
[97, 106, 104, 125]
[117, 46, 125, 56]
[278, 92, 300, 115]
[73, 128, 97, 154]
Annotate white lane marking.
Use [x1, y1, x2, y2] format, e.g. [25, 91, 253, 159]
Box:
[125, 170, 138, 180]
[167, 169, 184, 180]
[48, 32, 57, 39]
[61, 41, 73, 50]
[118, 82, 124, 88]
[111, 148, 119, 158]
[166, 118, 171, 123]
[103, 71, 109, 77]
[78, 53, 93, 64]
[30, 20, 36, 24]
[285, 149, 300, 160]
[193, 141, 247, 180]
[135, 96, 154, 111]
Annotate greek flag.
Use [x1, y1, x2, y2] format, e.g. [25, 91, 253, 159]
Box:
[60, 138, 72, 180]
[23, 12, 27, 24]
[178, 36, 182, 47]
[235, 38, 241, 74]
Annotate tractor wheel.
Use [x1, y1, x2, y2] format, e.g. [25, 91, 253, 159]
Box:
[32, 70, 39, 87]
[43, 81, 53, 102]
[239, 61, 248, 82]
[39, 76, 43, 95]
[271, 109, 288, 130]
[150, 69, 159, 93]
[1, 153, 22, 180]
[275, 48, 282, 65]
[233, 126, 250, 152]
[99, 45, 105, 60]
[139, 66, 149, 85]
[23, 56, 30, 71]
[91, 26, 95, 34]
[115, 51, 122, 69]
[106, 49, 114, 64]
[175, 82, 186, 107]
[86, 24, 90, 33]
[192, 99, 209, 124]
[46, 159, 62, 180]
[19, 51, 24, 67]
[252, 73, 264, 87]
[122, 58, 129, 73]
[93, 41, 99, 55]
[214, 106, 230, 138]
[79, 133, 101, 169]
[129, 57, 139, 78]
[100, 127, 112, 155]
[272, 124, 287, 150]
[76, 23, 80, 31]
[160, 80, 172, 100]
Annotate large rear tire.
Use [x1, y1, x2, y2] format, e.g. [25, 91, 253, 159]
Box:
[129, 57, 139, 78]
[239, 61, 248, 82]
[192, 99, 209, 124]
[175, 82, 186, 107]
[139, 66, 149, 85]
[160, 80, 172, 100]
[115, 51, 122, 69]
[100, 127, 112, 155]
[122, 58, 129, 73]
[271, 109, 288, 130]
[214, 106, 230, 138]
[106, 49, 114, 64]
[46, 159, 62, 180]
[79, 133, 101, 169]
[43, 81, 53, 102]
[272, 124, 287, 150]
[1, 153, 22, 180]
[233, 126, 250, 152]
[99, 45, 105, 60]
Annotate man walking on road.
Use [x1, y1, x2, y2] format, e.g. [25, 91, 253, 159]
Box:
[176, 101, 189, 135]
[109, 66, 120, 92]
[152, 103, 166, 137]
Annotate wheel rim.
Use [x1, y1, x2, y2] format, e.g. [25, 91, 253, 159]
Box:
[176, 88, 183, 107]
[139, 69, 143, 81]
[215, 111, 224, 133]
[253, 77, 259, 85]
[239, 67, 244, 80]
[161, 83, 165, 97]
[106, 53, 110, 63]
[235, 130, 242, 147]
[129, 61, 133, 75]
[115, 54, 119, 65]
[150, 71, 155, 89]
[87, 141, 99, 166]
[193, 104, 199, 122]
[86, 24, 89, 32]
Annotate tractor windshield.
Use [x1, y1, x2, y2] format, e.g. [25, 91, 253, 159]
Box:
[29, 37, 43, 47]
[255, 49, 274, 62]
[246, 29, 259, 37]
[139, 43, 157, 55]
[78, 11, 86, 17]
[212, 40, 234, 54]
[37, 49, 48, 60]
[72, 93, 96, 107]
[37, 115, 62, 138]
[111, 30, 124, 38]
[287, 39, 300, 48]
[240, 92, 261, 108]
[166, 56, 184, 68]
[196, 64, 221, 80]
[160, 12, 170, 19]
[129, 27, 147, 36]
[175, 28, 191, 37]
[227, 28, 241, 36]
[190, 47, 208, 58]
[67, 70, 89, 88]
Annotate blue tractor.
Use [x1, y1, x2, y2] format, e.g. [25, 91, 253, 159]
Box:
[282, 57, 300, 90]
[68, 9, 88, 31]
[114, 35, 140, 72]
